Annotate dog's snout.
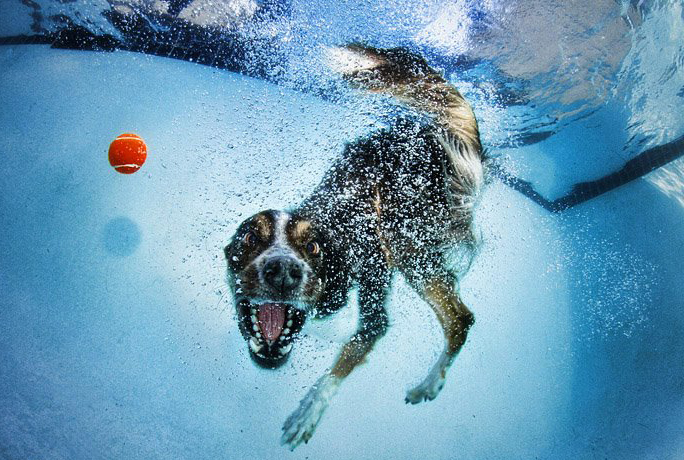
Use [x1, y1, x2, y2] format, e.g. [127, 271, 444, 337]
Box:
[263, 256, 303, 294]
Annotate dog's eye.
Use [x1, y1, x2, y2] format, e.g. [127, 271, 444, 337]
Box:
[306, 241, 321, 256]
[243, 231, 258, 246]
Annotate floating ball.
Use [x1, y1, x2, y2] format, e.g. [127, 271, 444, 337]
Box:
[108, 133, 147, 174]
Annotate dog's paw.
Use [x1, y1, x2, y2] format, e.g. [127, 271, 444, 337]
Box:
[405, 372, 446, 404]
[405, 350, 453, 404]
[281, 397, 325, 449]
[281, 374, 341, 450]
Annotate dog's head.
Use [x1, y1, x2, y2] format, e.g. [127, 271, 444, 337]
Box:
[224, 210, 328, 369]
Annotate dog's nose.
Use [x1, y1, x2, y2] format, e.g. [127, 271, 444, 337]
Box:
[262, 256, 303, 294]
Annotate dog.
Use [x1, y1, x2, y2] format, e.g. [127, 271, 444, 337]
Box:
[223, 44, 487, 449]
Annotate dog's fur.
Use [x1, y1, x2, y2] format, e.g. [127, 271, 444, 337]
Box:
[224, 44, 487, 449]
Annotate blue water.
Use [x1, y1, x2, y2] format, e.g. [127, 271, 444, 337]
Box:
[1, 1, 683, 459]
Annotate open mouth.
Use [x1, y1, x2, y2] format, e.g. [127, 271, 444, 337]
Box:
[238, 299, 305, 367]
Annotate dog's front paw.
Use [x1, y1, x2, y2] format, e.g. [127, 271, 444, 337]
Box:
[281, 374, 341, 450]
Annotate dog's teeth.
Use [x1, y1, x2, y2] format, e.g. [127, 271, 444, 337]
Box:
[252, 324, 259, 332]
[283, 328, 290, 336]
[286, 320, 293, 328]
[256, 332, 262, 338]
[250, 308, 257, 315]
[249, 337, 263, 354]
[280, 344, 292, 354]
[251, 315, 258, 323]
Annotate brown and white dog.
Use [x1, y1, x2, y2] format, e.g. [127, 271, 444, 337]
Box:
[223, 44, 487, 449]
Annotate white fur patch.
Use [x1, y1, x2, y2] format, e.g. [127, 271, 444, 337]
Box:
[272, 211, 290, 247]
[434, 131, 484, 212]
[325, 46, 381, 75]
[281, 374, 341, 450]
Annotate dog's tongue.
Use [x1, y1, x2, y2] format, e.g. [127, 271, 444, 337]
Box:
[257, 303, 286, 341]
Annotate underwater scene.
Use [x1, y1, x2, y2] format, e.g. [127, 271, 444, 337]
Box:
[1, 1, 683, 459]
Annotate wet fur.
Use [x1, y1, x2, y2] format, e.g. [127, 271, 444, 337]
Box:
[225, 45, 487, 449]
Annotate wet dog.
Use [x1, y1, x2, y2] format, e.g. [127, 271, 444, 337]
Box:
[223, 44, 486, 449]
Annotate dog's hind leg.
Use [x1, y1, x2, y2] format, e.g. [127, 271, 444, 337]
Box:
[281, 269, 390, 449]
[404, 273, 474, 404]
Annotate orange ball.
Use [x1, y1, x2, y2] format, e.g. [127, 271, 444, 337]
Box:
[108, 133, 147, 174]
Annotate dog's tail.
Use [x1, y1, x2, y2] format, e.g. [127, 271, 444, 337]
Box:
[328, 44, 486, 262]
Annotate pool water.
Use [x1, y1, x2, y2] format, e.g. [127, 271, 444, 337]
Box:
[0, 1, 683, 459]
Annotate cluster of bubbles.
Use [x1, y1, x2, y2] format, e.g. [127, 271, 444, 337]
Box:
[558, 221, 656, 342]
[578, 246, 654, 341]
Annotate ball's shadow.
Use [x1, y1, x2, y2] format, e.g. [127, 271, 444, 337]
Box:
[102, 217, 141, 257]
